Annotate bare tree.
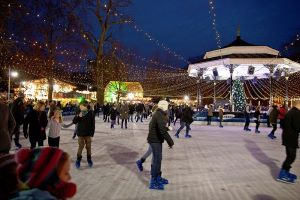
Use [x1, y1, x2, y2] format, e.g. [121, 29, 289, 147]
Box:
[76, 0, 131, 105]
[9, 0, 85, 101]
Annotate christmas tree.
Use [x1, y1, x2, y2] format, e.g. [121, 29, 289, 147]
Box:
[232, 79, 246, 112]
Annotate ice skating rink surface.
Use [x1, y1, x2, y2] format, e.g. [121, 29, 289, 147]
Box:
[15, 117, 300, 200]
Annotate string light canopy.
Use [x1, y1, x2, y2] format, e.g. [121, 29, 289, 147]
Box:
[188, 31, 300, 80]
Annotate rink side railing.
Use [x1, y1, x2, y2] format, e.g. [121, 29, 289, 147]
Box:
[193, 111, 268, 123]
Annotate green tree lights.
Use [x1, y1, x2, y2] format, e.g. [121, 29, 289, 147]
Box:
[105, 81, 128, 103]
[232, 79, 246, 112]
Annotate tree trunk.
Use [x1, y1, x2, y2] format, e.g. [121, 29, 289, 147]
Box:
[97, 86, 104, 105]
[95, 27, 107, 105]
[48, 77, 53, 101]
[96, 60, 104, 104]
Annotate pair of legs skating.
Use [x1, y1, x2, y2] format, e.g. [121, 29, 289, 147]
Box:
[244, 114, 251, 131]
[76, 136, 93, 168]
[277, 147, 297, 183]
[175, 122, 191, 138]
[136, 143, 168, 190]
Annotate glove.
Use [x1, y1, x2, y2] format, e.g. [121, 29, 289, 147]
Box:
[168, 126, 173, 131]
[24, 132, 28, 139]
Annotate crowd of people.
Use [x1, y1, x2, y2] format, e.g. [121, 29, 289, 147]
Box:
[0, 86, 299, 199]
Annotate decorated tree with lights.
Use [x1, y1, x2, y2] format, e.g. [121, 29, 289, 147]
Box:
[232, 79, 246, 112]
[105, 81, 127, 103]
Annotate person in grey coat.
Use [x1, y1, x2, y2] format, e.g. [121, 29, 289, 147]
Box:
[0, 96, 16, 153]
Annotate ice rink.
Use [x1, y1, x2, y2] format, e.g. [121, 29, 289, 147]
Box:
[15, 117, 300, 200]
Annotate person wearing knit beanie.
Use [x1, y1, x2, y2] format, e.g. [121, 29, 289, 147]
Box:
[157, 100, 169, 112]
[14, 147, 76, 199]
[146, 100, 174, 190]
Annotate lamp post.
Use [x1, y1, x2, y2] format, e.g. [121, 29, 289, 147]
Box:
[8, 67, 18, 101]
[285, 74, 289, 106]
[229, 65, 234, 111]
[268, 65, 275, 106]
[213, 81, 216, 105]
[197, 69, 203, 110]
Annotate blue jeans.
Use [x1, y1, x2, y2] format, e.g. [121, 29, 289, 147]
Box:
[128, 114, 133, 122]
[150, 143, 162, 178]
[244, 113, 250, 128]
[176, 121, 190, 135]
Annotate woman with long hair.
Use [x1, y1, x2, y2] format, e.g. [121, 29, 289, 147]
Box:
[23, 101, 48, 149]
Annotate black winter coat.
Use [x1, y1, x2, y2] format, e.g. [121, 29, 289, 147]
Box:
[282, 107, 300, 148]
[147, 109, 174, 147]
[269, 108, 279, 124]
[0, 102, 16, 153]
[23, 110, 48, 140]
[110, 108, 118, 120]
[181, 107, 194, 124]
[73, 110, 95, 137]
[254, 110, 260, 120]
[11, 97, 25, 125]
[129, 105, 135, 114]
[136, 103, 144, 113]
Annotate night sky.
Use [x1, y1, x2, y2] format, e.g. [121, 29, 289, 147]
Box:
[113, 0, 300, 67]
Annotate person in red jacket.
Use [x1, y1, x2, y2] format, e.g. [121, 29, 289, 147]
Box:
[278, 104, 287, 129]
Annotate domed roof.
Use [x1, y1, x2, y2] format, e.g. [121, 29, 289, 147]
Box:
[223, 35, 256, 48]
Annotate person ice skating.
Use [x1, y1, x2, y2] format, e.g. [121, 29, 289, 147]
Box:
[173, 106, 182, 125]
[268, 105, 279, 139]
[167, 106, 174, 126]
[174, 105, 194, 138]
[128, 103, 135, 122]
[11, 94, 25, 149]
[219, 106, 224, 128]
[103, 103, 110, 122]
[137, 127, 174, 172]
[278, 104, 287, 129]
[0, 153, 20, 199]
[110, 104, 118, 129]
[277, 100, 300, 184]
[72, 105, 81, 139]
[136, 145, 152, 172]
[147, 100, 174, 190]
[73, 101, 95, 168]
[23, 101, 48, 149]
[244, 103, 251, 131]
[47, 101, 57, 119]
[253, 106, 261, 133]
[47, 109, 68, 148]
[136, 103, 145, 122]
[266, 104, 273, 127]
[0, 93, 16, 154]
[207, 104, 213, 125]
[120, 102, 129, 129]
[13, 147, 76, 199]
